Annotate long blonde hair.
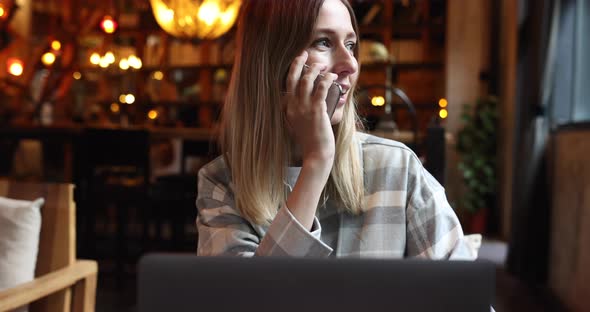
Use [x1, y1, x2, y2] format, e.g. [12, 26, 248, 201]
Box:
[220, 0, 364, 224]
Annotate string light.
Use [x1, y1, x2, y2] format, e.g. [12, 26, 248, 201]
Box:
[125, 94, 135, 104]
[119, 59, 129, 70]
[51, 40, 61, 51]
[152, 71, 164, 80]
[7, 58, 24, 76]
[148, 109, 158, 120]
[42, 52, 56, 66]
[90, 53, 101, 65]
[104, 51, 115, 64]
[98, 57, 110, 68]
[371, 96, 385, 107]
[118, 94, 138, 104]
[72, 72, 82, 80]
[438, 98, 448, 120]
[128, 55, 142, 69]
[110, 103, 120, 113]
[101, 16, 118, 34]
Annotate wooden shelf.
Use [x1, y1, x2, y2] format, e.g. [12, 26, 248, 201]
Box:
[362, 62, 443, 71]
[360, 23, 445, 40]
[98, 99, 222, 107]
[80, 64, 232, 73]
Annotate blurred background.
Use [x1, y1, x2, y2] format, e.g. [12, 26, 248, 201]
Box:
[0, 0, 588, 311]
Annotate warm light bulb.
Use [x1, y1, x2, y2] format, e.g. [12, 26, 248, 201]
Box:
[7, 58, 24, 76]
[119, 59, 129, 70]
[110, 103, 120, 113]
[0, 7, 5, 18]
[371, 96, 385, 107]
[439, 108, 448, 119]
[153, 71, 164, 80]
[104, 52, 115, 64]
[197, 1, 221, 26]
[149, 0, 241, 40]
[128, 55, 142, 69]
[158, 8, 174, 24]
[90, 53, 101, 65]
[73, 72, 82, 80]
[99, 57, 110, 68]
[220, 5, 238, 26]
[42, 52, 56, 66]
[148, 109, 158, 120]
[101, 16, 117, 34]
[119, 94, 127, 103]
[51, 40, 61, 51]
[438, 98, 448, 108]
[125, 94, 135, 104]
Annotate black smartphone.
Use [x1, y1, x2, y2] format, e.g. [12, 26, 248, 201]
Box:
[303, 64, 343, 119]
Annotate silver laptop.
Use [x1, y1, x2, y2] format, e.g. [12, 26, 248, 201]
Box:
[138, 253, 495, 312]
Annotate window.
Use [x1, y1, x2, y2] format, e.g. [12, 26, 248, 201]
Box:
[550, 0, 590, 125]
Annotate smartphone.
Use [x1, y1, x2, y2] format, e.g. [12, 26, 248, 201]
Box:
[303, 64, 343, 118]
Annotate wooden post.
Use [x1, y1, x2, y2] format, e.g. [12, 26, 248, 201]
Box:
[498, 0, 517, 240]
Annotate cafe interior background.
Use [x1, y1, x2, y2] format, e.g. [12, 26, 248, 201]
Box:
[0, 0, 588, 311]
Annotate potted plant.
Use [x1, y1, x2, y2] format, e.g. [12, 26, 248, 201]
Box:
[455, 96, 498, 234]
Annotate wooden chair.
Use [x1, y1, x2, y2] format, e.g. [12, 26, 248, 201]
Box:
[0, 180, 98, 312]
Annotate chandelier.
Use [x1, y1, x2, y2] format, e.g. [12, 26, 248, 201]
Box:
[149, 0, 241, 39]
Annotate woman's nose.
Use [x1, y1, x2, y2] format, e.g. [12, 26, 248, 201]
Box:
[332, 45, 358, 77]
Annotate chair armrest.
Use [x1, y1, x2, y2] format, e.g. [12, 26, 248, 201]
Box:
[0, 260, 98, 312]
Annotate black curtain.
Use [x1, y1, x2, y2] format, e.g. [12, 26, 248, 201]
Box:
[506, 0, 561, 284]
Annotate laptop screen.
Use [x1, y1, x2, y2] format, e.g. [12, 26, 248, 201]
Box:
[138, 254, 495, 312]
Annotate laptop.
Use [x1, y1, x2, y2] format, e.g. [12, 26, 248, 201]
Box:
[138, 253, 495, 312]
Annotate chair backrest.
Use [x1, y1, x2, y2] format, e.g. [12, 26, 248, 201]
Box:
[0, 180, 76, 312]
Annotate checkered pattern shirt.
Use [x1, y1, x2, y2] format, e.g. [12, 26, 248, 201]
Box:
[196, 132, 478, 259]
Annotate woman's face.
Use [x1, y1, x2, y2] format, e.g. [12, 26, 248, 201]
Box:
[306, 0, 359, 125]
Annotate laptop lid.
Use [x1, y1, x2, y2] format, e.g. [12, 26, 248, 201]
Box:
[138, 253, 494, 312]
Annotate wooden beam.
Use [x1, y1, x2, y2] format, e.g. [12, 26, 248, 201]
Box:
[498, 0, 518, 240]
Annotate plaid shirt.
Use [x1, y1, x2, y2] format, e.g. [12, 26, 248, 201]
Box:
[196, 132, 478, 259]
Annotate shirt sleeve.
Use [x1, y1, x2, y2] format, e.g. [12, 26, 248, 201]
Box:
[196, 166, 333, 257]
[404, 158, 480, 260]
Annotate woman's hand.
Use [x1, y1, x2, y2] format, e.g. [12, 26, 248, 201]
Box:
[284, 51, 338, 166]
[283, 52, 337, 229]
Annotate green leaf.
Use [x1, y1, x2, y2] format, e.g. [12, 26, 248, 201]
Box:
[455, 95, 498, 214]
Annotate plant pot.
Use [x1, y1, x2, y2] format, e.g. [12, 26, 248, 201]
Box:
[466, 208, 488, 234]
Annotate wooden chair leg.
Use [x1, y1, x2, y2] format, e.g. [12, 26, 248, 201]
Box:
[71, 271, 97, 312]
[30, 288, 71, 312]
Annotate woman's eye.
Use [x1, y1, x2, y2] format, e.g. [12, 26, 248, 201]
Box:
[346, 41, 357, 51]
[312, 38, 331, 49]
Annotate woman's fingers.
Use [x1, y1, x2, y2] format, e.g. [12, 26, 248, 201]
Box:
[311, 72, 338, 108]
[286, 51, 308, 95]
[296, 63, 324, 102]
[285, 51, 336, 118]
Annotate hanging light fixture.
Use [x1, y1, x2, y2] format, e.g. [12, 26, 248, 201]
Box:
[149, 0, 241, 39]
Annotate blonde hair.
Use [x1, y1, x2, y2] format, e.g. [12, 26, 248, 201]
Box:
[220, 0, 364, 224]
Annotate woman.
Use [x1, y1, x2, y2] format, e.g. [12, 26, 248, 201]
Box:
[196, 0, 479, 259]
